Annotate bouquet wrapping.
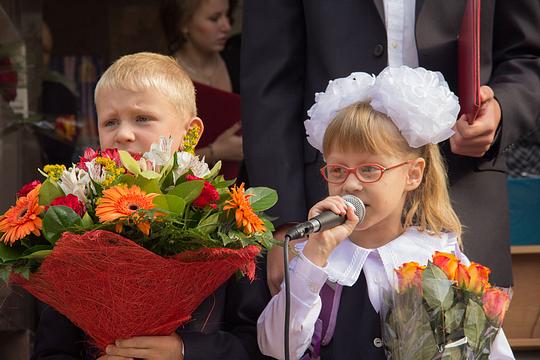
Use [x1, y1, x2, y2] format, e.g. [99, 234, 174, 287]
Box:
[0, 136, 277, 351]
[381, 252, 511, 360]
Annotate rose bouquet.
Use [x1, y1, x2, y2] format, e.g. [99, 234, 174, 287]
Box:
[0, 136, 277, 350]
[381, 252, 511, 360]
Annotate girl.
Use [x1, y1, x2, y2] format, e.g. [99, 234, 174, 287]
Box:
[257, 66, 514, 359]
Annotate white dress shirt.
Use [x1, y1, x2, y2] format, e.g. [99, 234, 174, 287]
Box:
[384, 0, 419, 67]
[257, 228, 515, 360]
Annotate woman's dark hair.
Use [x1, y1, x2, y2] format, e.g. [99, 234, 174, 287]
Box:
[160, 0, 238, 54]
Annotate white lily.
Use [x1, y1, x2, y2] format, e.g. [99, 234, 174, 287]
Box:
[172, 151, 210, 183]
[143, 136, 173, 171]
[58, 167, 92, 203]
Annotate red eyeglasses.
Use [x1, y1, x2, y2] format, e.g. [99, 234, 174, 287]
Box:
[320, 161, 411, 184]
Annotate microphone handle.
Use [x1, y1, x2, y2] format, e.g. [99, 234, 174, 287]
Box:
[312, 211, 347, 232]
[285, 211, 346, 240]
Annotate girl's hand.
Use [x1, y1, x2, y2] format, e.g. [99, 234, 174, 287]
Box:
[302, 196, 359, 267]
[105, 333, 183, 360]
[97, 356, 132, 360]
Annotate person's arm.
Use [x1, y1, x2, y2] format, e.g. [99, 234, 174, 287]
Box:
[32, 303, 88, 360]
[450, 1, 540, 160]
[258, 251, 329, 360]
[241, 0, 309, 226]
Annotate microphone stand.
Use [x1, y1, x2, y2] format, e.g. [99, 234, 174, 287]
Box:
[283, 234, 291, 360]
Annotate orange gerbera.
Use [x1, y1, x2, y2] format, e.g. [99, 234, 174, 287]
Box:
[224, 183, 266, 235]
[95, 184, 159, 236]
[0, 184, 44, 245]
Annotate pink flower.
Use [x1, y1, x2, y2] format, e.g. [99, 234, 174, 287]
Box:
[50, 194, 86, 217]
[482, 287, 510, 326]
[78, 148, 131, 171]
[17, 180, 42, 198]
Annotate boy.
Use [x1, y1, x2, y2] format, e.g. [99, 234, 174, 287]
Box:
[32, 52, 270, 360]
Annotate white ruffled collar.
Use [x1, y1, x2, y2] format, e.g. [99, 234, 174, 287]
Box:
[315, 227, 462, 286]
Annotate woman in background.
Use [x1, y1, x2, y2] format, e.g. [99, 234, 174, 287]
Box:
[161, 0, 244, 181]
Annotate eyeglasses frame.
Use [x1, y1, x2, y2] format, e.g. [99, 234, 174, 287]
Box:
[320, 160, 412, 184]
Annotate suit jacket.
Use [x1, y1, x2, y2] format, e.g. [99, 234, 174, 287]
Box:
[241, 0, 540, 287]
[31, 257, 271, 360]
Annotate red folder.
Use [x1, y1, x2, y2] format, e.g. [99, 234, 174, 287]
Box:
[457, 0, 481, 121]
[193, 81, 241, 180]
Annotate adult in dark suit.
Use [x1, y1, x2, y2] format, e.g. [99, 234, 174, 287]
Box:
[241, 0, 540, 287]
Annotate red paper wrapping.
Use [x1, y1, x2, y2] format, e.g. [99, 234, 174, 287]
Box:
[12, 230, 260, 351]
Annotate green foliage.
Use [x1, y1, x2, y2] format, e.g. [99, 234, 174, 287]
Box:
[42, 206, 82, 244]
[383, 259, 505, 359]
[246, 187, 278, 212]
[0, 142, 277, 282]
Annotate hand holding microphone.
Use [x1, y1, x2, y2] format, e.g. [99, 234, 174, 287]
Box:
[286, 195, 365, 267]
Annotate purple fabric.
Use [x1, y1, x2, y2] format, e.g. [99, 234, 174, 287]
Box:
[301, 283, 343, 359]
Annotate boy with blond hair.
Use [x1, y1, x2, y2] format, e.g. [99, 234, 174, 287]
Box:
[32, 52, 270, 360]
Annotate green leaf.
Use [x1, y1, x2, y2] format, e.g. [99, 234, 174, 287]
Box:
[219, 232, 235, 246]
[153, 195, 186, 215]
[445, 302, 466, 335]
[198, 213, 220, 233]
[14, 266, 31, 280]
[119, 150, 141, 175]
[246, 187, 278, 212]
[38, 179, 65, 206]
[422, 262, 454, 311]
[386, 295, 438, 359]
[205, 161, 222, 180]
[262, 217, 275, 232]
[42, 206, 82, 244]
[81, 212, 94, 228]
[0, 242, 23, 262]
[22, 245, 51, 256]
[464, 299, 487, 350]
[169, 180, 204, 203]
[140, 170, 161, 180]
[134, 177, 162, 194]
[117, 174, 136, 186]
[1, 267, 12, 283]
[21, 249, 52, 259]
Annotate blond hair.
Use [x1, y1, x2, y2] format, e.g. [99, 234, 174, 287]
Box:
[322, 102, 462, 241]
[95, 52, 196, 119]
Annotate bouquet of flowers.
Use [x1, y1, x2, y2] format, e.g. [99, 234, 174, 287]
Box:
[0, 136, 277, 350]
[381, 252, 511, 360]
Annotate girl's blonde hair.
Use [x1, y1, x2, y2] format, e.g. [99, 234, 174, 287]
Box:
[95, 52, 196, 119]
[322, 102, 462, 240]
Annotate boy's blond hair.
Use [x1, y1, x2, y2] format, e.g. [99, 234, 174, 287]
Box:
[323, 102, 462, 242]
[95, 52, 196, 119]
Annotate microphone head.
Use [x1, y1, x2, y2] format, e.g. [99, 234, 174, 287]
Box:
[342, 194, 366, 223]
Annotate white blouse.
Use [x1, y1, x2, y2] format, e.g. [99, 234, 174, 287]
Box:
[257, 228, 514, 360]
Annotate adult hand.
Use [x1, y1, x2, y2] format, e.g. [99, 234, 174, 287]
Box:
[105, 333, 183, 360]
[450, 85, 501, 157]
[212, 122, 243, 161]
[97, 356, 131, 360]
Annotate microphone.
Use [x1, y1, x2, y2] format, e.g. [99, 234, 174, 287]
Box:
[285, 194, 365, 240]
